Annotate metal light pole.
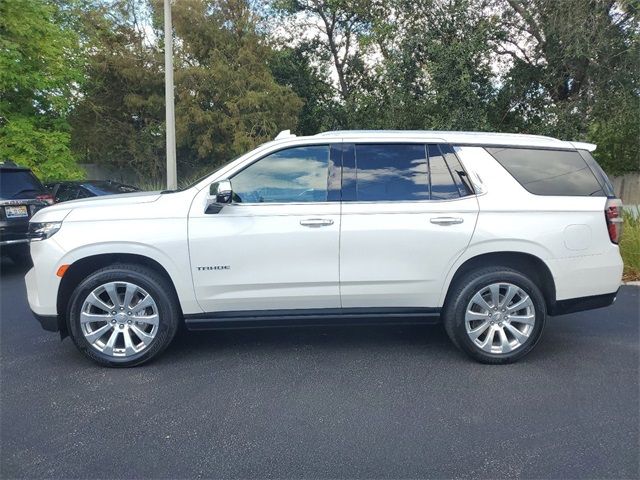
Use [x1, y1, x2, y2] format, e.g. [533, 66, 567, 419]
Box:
[164, 0, 177, 190]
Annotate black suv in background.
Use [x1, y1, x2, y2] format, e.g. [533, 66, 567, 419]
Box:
[0, 162, 52, 264]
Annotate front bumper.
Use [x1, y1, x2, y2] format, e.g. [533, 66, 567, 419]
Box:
[0, 238, 30, 247]
[31, 310, 59, 332]
[0, 221, 29, 246]
[25, 242, 64, 318]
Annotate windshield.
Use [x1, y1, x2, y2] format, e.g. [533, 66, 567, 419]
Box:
[0, 170, 46, 199]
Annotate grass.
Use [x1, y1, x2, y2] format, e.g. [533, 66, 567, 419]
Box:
[621, 209, 640, 282]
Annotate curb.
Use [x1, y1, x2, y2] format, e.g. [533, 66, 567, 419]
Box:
[623, 281, 640, 286]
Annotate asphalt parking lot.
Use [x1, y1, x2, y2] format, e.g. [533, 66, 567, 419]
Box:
[1, 257, 638, 479]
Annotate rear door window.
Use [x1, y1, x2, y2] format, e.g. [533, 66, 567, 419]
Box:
[486, 147, 605, 196]
[428, 144, 463, 200]
[354, 144, 429, 201]
[439, 144, 474, 196]
[350, 143, 474, 201]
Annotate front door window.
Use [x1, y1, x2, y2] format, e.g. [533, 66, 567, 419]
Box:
[231, 145, 330, 203]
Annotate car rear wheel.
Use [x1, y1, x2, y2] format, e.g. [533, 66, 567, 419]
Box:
[443, 267, 546, 364]
[67, 263, 179, 367]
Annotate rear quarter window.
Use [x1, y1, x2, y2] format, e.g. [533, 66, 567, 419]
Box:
[485, 147, 605, 196]
[577, 150, 616, 197]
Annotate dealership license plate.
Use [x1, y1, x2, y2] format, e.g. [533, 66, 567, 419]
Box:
[5, 205, 29, 218]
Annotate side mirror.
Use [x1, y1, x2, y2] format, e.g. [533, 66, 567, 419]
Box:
[206, 180, 233, 214]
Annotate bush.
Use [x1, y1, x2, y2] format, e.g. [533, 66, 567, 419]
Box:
[621, 209, 640, 281]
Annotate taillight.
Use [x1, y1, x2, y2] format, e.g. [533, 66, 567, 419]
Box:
[36, 193, 54, 205]
[605, 198, 623, 244]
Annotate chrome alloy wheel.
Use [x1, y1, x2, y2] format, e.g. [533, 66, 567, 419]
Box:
[464, 282, 536, 354]
[80, 282, 159, 357]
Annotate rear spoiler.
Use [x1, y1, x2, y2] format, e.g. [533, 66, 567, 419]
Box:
[570, 141, 596, 152]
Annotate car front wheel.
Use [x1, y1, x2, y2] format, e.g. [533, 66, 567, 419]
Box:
[67, 263, 179, 367]
[443, 267, 546, 364]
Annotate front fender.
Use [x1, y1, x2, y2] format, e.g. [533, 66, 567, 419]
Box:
[56, 241, 200, 315]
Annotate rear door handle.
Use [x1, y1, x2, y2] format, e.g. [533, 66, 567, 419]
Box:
[430, 217, 464, 225]
[300, 218, 334, 228]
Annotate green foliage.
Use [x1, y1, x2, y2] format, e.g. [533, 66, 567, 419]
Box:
[270, 0, 639, 174]
[589, 94, 640, 176]
[170, 0, 302, 171]
[354, 0, 498, 130]
[0, 0, 84, 179]
[492, 0, 640, 173]
[620, 209, 640, 281]
[268, 46, 341, 134]
[69, 1, 167, 180]
[3, 0, 636, 182]
[71, 0, 302, 183]
[0, 117, 82, 180]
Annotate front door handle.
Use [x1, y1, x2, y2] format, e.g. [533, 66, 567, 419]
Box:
[430, 217, 464, 225]
[300, 218, 334, 228]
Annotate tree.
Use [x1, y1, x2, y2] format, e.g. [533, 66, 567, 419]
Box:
[69, 1, 167, 181]
[272, 0, 372, 103]
[169, 0, 302, 172]
[0, 0, 84, 179]
[268, 45, 342, 134]
[357, 0, 498, 130]
[71, 0, 302, 183]
[492, 0, 640, 172]
[269, 0, 500, 130]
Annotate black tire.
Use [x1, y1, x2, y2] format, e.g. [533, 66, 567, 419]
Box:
[67, 263, 180, 367]
[443, 266, 546, 364]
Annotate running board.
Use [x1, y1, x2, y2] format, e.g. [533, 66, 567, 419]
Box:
[184, 307, 441, 331]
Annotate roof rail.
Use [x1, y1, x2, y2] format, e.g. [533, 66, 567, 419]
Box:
[275, 129, 296, 140]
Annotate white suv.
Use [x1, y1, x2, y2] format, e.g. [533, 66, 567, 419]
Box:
[25, 130, 624, 366]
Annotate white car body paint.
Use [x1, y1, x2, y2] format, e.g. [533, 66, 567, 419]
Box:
[25, 131, 623, 325]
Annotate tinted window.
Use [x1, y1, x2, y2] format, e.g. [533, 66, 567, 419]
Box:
[440, 144, 474, 196]
[486, 147, 605, 196]
[354, 144, 429, 201]
[577, 150, 615, 197]
[54, 184, 78, 202]
[428, 144, 461, 200]
[75, 187, 93, 199]
[0, 170, 45, 199]
[231, 146, 330, 203]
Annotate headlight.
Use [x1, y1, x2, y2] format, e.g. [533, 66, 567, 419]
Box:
[28, 221, 62, 241]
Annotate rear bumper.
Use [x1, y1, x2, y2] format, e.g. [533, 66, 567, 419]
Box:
[549, 288, 619, 316]
[548, 248, 623, 301]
